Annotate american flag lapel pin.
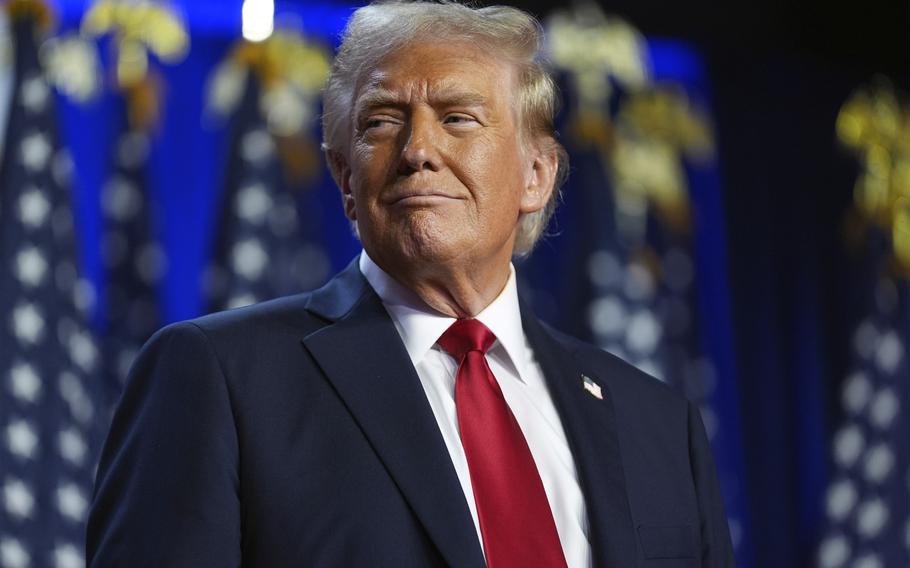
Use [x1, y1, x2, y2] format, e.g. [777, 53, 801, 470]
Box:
[581, 374, 603, 400]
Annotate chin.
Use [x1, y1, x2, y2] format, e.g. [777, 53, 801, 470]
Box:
[396, 216, 468, 266]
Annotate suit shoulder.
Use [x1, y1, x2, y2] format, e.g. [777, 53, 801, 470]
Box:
[183, 292, 324, 336]
[138, 293, 326, 363]
[542, 322, 686, 407]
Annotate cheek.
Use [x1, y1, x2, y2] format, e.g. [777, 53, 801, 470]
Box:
[454, 138, 526, 208]
[349, 145, 389, 197]
[451, 133, 509, 181]
[350, 143, 376, 178]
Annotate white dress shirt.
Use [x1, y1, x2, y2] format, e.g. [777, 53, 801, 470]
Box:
[359, 252, 592, 568]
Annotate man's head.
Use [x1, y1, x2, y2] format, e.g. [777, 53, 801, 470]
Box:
[322, 1, 568, 270]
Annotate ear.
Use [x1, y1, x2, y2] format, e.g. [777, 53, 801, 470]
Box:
[519, 142, 558, 214]
[327, 149, 356, 221]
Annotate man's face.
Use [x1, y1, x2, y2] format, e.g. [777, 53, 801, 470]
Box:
[333, 40, 554, 277]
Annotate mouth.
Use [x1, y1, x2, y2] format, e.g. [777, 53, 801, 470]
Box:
[387, 192, 459, 206]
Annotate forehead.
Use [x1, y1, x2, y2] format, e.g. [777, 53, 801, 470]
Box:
[354, 40, 516, 107]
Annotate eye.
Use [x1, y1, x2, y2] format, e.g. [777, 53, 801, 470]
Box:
[361, 114, 402, 131]
[365, 118, 390, 129]
[443, 114, 477, 125]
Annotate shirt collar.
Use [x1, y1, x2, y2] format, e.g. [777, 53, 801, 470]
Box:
[359, 251, 529, 381]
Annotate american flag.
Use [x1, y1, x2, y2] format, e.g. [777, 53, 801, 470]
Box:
[204, 70, 330, 313]
[816, 234, 910, 568]
[0, 7, 103, 568]
[100, 118, 162, 392]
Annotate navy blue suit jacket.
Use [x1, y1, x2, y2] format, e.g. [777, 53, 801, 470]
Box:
[87, 259, 734, 567]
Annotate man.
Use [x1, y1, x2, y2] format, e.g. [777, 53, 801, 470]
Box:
[87, 2, 734, 566]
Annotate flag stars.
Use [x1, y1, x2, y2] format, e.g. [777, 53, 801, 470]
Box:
[842, 371, 872, 415]
[58, 429, 87, 466]
[856, 498, 889, 538]
[235, 182, 272, 224]
[232, 239, 268, 280]
[19, 131, 53, 173]
[868, 388, 899, 430]
[833, 424, 865, 468]
[862, 443, 895, 484]
[56, 483, 88, 522]
[852, 553, 883, 568]
[625, 309, 661, 354]
[588, 296, 626, 338]
[825, 479, 858, 521]
[6, 419, 39, 460]
[53, 543, 82, 568]
[853, 320, 878, 361]
[12, 303, 46, 345]
[241, 129, 275, 165]
[20, 74, 50, 113]
[67, 329, 99, 373]
[0, 537, 29, 568]
[817, 534, 849, 568]
[874, 330, 904, 374]
[3, 478, 35, 519]
[15, 247, 48, 287]
[18, 189, 51, 228]
[102, 177, 141, 222]
[2, 39, 104, 561]
[59, 371, 94, 425]
[9, 362, 42, 403]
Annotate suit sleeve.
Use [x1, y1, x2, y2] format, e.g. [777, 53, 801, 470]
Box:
[687, 402, 736, 567]
[86, 322, 241, 567]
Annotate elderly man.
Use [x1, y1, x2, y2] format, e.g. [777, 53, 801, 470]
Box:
[87, 2, 734, 567]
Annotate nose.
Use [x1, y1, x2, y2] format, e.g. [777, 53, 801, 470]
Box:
[398, 110, 442, 174]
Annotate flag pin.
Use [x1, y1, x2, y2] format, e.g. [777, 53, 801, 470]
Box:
[582, 375, 603, 400]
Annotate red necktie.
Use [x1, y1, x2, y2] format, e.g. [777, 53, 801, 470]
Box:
[437, 319, 568, 568]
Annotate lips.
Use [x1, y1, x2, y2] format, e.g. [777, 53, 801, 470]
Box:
[385, 191, 459, 205]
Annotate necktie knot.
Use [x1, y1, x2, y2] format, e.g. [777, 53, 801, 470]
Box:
[437, 319, 496, 361]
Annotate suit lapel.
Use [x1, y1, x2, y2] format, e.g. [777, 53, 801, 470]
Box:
[521, 300, 638, 568]
[302, 261, 485, 568]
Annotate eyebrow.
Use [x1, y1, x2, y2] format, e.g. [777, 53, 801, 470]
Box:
[355, 85, 490, 120]
[355, 88, 404, 119]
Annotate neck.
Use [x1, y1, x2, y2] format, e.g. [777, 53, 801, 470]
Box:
[369, 252, 512, 318]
